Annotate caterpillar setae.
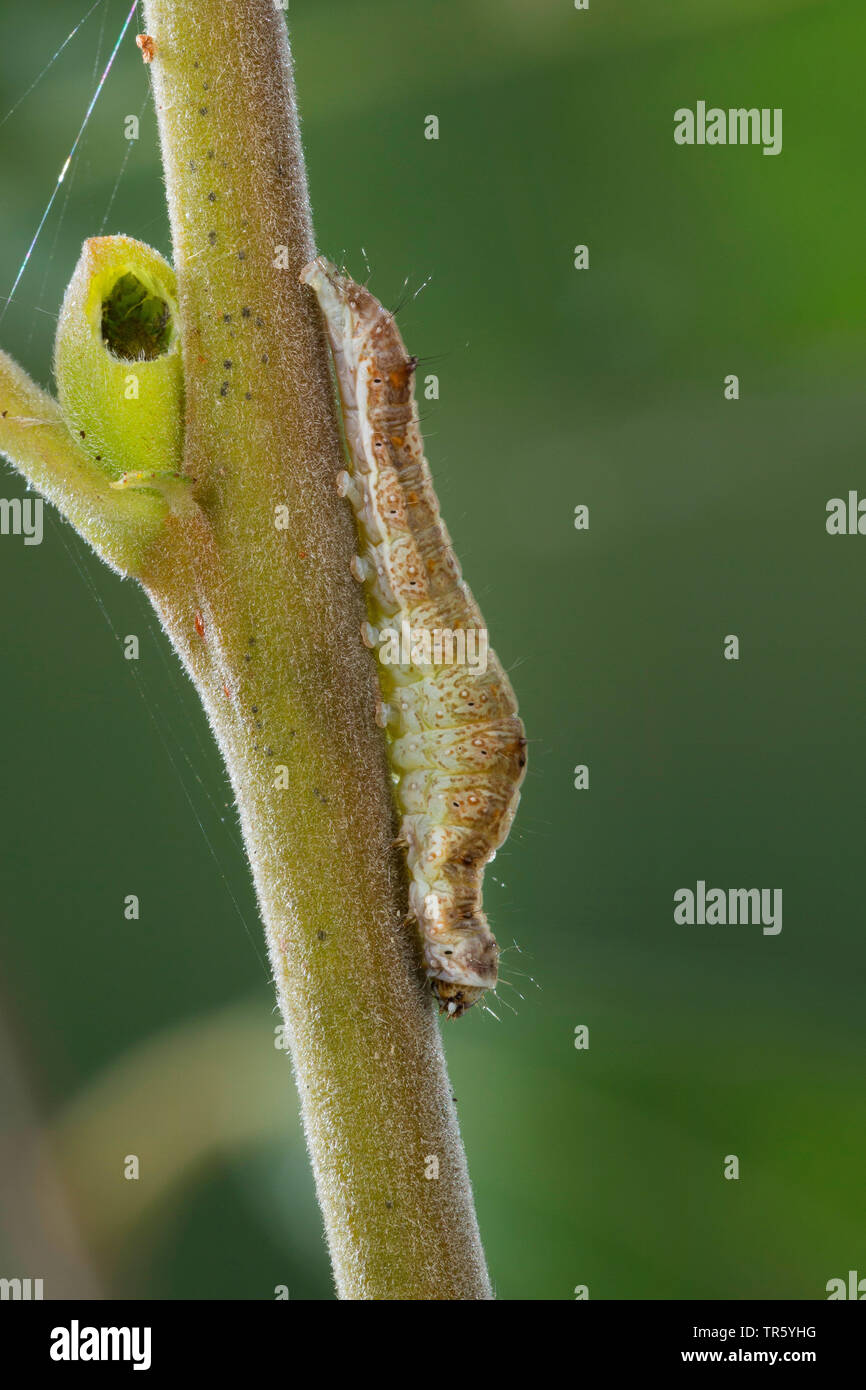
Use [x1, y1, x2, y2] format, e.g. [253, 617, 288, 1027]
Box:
[300, 257, 526, 1017]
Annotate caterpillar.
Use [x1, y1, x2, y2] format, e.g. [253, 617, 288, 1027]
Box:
[300, 257, 526, 1017]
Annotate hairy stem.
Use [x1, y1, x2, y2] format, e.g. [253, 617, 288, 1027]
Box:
[6, 0, 492, 1298]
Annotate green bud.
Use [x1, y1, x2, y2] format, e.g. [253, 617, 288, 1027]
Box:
[54, 236, 184, 481]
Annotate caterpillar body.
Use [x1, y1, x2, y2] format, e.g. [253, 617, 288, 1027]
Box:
[301, 257, 526, 1017]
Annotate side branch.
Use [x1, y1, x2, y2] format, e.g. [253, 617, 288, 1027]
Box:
[0, 350, 167, 574]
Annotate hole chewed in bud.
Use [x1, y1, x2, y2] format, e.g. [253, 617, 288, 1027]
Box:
[101, 273, 173, 361]
[55, 236, 184, 481]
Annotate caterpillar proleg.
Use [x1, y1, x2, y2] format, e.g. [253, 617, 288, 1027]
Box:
[300, 257, 526, 1017]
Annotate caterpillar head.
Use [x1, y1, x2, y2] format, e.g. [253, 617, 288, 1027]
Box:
[426, 927, 499, 1017]
[431, 980, 485, 1019]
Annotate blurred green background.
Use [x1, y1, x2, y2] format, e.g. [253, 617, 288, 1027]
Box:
[1, 0, 864, 1300]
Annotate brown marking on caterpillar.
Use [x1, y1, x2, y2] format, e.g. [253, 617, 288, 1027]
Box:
[136, 34, 156, 64]
[300, 256, 526, 1018]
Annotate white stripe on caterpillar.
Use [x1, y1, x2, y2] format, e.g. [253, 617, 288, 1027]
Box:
[300, 257, 526, 1017]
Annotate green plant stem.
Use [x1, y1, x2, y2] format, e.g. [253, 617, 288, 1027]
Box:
[2, 0, 493, 1298]
[0, 350, 166, 571]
